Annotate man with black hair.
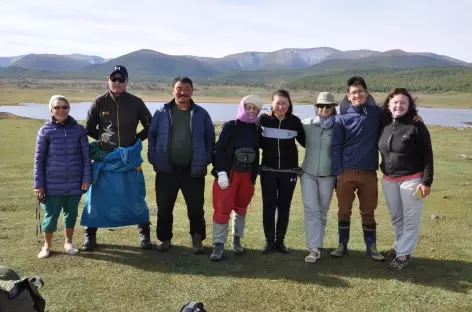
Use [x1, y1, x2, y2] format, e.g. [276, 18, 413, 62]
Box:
[148, 76, 215, 254]
[83, 65, 153, 251]
[331, 76, 384, 261]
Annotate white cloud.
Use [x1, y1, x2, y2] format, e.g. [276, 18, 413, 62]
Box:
[1, 0, 471, 61]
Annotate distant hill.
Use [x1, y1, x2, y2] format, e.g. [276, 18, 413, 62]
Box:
[84, 49, 219, 78]
[0, 56, 25, 67]
[9, 54, 90, 72]
[1, 47, 472, 90]
[65, 54, 105, 64]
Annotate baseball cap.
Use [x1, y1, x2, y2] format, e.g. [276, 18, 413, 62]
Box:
[109, 65, 128, 79]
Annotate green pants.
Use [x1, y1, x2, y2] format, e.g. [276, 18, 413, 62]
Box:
[41, 195, 82, 232]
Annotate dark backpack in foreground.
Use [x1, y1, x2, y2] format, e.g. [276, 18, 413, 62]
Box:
[180, 301, 206, 312]
[0, 265, 46, 312]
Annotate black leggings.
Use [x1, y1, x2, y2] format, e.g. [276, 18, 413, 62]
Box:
[260, 170, 298, 242]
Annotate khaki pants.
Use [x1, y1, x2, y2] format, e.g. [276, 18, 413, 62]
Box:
[335, 169, 378, 226]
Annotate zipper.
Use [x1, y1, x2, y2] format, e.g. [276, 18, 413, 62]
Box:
[387, 119, 396, 175]
[277, 119, 281, 169]
[189, 109, 193, 133]
[167, 106, 174, 169]
[317, 129, 323, 175]
[64, 127, 69, 194]
[112, 96, 121, 147]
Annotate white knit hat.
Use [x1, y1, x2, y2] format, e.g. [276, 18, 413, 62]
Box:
[242, 94, 264, 109]
[49, 95, 70, 113]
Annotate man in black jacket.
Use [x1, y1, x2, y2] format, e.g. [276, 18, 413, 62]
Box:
[83, 65, 153, 250]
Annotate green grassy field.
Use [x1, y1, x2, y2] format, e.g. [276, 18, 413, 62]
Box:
[0, 115, 471, 312]
[2, 80, 472, 108]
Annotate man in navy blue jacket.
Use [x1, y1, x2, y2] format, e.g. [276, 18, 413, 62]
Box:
[148, 76, 215, 254]
[330, 76, 384, 261]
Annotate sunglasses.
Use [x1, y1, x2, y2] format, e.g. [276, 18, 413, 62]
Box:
[110, 77, 126, 83]
[315, 104, 334, 109]
[53, 106, 69, 110]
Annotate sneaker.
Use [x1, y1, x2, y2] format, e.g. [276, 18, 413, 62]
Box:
[156, 240, 171, 252]
[37, 247, 50, 259]
[305, 248, 321, 263]
[381, 248, 397, 258]
[64, 243, 79, 256]
[232, 236, 244, 254]
[390, 256, 410, 270]
[210, 243, 224, 262]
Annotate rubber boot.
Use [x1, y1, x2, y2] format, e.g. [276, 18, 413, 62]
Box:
[363, 225, 385, 261]
[330, 221, 350, 257]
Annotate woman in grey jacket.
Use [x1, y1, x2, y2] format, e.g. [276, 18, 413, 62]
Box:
[300, 92, 337, 263]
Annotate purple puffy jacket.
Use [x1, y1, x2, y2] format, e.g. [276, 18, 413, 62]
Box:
[33, 116, 92, 196]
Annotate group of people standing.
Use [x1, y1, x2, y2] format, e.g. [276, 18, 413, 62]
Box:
[33, 65, 434, 270]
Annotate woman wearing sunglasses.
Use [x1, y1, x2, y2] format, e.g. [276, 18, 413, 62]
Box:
[33, 95, 92, 259]
[300, 92, 338, 263]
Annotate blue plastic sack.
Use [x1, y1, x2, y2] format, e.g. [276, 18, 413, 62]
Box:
[80, 140, 150, 228]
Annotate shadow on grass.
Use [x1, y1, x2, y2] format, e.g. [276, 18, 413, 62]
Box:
[77, 243, 472, 293]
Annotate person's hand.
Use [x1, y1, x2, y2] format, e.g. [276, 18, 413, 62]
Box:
[217, 172, 229, 189]
[34, 188, 45, 202]
[265, 108, 273, 116]
[413, 115, 424, 123]
[81, 183, 90, 191]
[416, 183, 431, 198]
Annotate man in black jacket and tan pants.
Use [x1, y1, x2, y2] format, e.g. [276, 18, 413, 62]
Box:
[83, 65, 153, 250]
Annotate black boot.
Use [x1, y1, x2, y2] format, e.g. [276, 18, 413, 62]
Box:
[330, 221, 350, 257]
[192, 233, 204, 254]
[261, 240, 274, 254]
[138, 222, 152, 250]
[81, 227, 98, 251]
[274, 240, 289, 254]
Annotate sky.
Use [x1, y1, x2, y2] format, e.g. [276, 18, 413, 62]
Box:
[1, 0, 472, 62]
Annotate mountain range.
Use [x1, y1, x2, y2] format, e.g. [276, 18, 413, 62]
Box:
[1, 47, 471, 77]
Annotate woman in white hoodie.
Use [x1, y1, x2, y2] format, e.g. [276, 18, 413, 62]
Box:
[300, 92, 337, 263]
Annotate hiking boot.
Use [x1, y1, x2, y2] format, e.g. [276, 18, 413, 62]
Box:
[210, 243, 225, 262]
[81, 236, 97, 251]
[363, 226, 385, 261]
[140, 239, 152, 250]
[274, 240, 289, 254]
[330, 221, 350, 257]
[232, 236, 244, 254]
[381, 248, 397, 258]
[261, 241, 274, 254]
[138, 222, 152, 249]
[156, 240, 171, 252]
[389, 256, 410, 270]
[192, 234, 204, 254]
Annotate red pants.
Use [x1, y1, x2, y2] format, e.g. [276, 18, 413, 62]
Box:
[212, 171, 255, 224]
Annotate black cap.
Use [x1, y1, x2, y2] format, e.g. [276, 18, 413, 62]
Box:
[109, 65, 128, 79]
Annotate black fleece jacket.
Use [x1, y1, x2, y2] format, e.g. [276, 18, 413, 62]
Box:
[378, 114, 434, 186]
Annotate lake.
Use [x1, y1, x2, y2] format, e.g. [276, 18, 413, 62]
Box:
[1, 102, 471, 128]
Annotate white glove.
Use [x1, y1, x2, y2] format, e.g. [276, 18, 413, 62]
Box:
[217, 172, 229, 189]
